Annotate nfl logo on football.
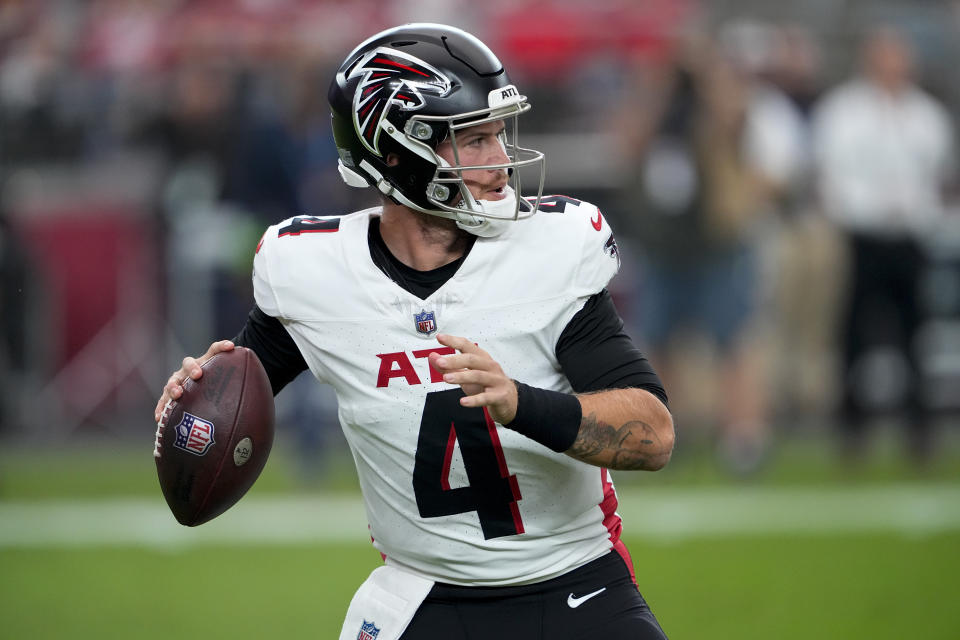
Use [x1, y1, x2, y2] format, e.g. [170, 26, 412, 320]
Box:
[173, 412, 216, 456]
[414, 309, 437, 336]
[357, 620, 380, 640]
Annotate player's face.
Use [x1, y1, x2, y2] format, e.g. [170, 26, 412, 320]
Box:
[435, 121, 510, 202]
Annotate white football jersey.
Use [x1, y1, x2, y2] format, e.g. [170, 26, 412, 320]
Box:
[253, 197, 627, 586]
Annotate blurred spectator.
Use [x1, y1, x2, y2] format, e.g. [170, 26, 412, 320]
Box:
[613, 30, 797, 473]
[766, 24, 823, 117]
[0, 9, 85, 162]
[226, 59, 354, 224]
[750, 23, 845, 425]
[0, 199, 39, 433]
[136, 59, 241, 185]
[812, 25, 957, 461]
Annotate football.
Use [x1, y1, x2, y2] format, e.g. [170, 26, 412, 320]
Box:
[154, 346, 275, 526]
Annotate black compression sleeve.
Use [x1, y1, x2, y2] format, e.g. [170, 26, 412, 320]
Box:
[505, 382, 582, 452]
[555, 290, 668, 405]
[232, 305, 308, 395]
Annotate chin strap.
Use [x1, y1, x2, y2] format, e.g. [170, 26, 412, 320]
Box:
[453, 186, 519, 237]
[454, 216, 511, 238]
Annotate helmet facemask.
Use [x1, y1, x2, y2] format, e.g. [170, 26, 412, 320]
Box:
[409, 98, 546, 235]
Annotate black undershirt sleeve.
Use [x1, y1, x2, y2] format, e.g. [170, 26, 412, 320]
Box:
[555, 289, 668, 406]
[232, 305, 308, 396]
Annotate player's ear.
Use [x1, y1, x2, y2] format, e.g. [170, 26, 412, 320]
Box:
[386, 153, 400, 167]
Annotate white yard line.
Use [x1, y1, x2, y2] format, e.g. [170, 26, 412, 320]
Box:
[1, 485, 958, 549]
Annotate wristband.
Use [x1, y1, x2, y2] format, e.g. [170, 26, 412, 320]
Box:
[504, 381, 582, 452]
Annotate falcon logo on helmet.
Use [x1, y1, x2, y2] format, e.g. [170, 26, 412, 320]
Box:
[347, 48, 452, 157]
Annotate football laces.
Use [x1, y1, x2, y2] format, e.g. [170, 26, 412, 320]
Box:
[153, 398, 175, 458]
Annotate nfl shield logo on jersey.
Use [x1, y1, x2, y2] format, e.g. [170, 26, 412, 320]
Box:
[414, 309, 437, 336]
[356, 620, 380, 640]
[173, 412, 216, 456]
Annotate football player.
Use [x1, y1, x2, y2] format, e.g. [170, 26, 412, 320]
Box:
[155, 23, 674, 640]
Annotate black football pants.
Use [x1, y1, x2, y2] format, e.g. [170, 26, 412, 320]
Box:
[399, 551, 668, 639]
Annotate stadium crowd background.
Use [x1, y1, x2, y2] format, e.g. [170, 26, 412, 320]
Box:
[1, 0, 959, 478]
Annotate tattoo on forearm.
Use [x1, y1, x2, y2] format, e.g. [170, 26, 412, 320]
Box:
[568, 412, 670, 470]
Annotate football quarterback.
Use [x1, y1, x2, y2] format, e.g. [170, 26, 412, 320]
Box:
[156, 23, 674, 640]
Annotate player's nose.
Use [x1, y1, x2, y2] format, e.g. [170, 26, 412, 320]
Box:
[487, 140, 510, 167]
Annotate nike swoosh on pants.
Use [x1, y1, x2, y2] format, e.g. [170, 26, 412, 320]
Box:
[567, 587, 607, 608]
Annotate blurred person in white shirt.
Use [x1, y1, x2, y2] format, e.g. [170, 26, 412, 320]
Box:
[812, 25, 956, 460]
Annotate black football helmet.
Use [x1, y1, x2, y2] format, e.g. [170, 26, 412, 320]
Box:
[328, 23, 545, 236]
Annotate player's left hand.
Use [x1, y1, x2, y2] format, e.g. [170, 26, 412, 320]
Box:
[428, 334, 518, 425]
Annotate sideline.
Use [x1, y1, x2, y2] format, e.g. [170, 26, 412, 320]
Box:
[1, 485, 958, 549]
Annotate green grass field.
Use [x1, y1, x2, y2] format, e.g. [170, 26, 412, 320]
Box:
[2, 433, 958, 639]
[2, 535, 958, 639]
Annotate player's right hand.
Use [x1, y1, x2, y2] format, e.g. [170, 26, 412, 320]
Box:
[154, 340, 235, 423]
